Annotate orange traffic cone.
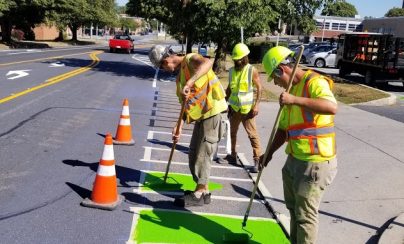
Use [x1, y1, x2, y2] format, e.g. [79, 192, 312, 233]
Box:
[81, 133, 123, 210]
[113, 99, 135, 145]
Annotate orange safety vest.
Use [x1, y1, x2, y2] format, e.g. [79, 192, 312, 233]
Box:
[176, 54, 225, 123]
[285, 70, 336, 161]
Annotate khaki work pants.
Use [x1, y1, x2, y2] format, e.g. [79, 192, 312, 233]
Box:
[282, 155, 338, 244]
[229, 110, 261, 160]
[189, 113, 222, 185]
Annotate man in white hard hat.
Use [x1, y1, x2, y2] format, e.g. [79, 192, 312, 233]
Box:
[149, 45, 227, 206]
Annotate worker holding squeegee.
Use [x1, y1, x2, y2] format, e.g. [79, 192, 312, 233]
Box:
[149, 45, 227, 207]
[260, 46, 338, 244]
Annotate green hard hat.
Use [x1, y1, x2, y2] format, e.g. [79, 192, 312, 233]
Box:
[232, 43, 250, 60]
[262, 46, 293, 77]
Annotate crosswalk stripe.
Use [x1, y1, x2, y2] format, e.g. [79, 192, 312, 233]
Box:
[134, 190, 261, 203]
[143, 146, 227, 157]
[140, 159, 243, 170]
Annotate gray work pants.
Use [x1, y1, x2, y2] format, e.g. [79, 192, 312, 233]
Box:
[189, 113, 222, 185]
[282, 155, 338, 244]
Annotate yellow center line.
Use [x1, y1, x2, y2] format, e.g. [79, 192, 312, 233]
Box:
[0, 51, 97, 67]
[0, 51, 103, 105]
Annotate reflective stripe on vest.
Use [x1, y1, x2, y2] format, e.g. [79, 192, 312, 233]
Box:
[286, 70, 336, 158]
[177, 54, 223, 122]
[228, 64, 254, 114]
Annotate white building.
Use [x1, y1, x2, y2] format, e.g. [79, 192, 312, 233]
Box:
[311, 15, 363, 41]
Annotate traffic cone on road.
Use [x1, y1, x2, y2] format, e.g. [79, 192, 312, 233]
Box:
[81, 133, 123, 210]
[113, 99, 135, 145]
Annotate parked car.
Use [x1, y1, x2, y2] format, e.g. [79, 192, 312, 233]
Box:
[307, 48, 337, 68]
[198, 44, 208, 57]
[302, 44, 336, 63]
[109, 34, 134, 54]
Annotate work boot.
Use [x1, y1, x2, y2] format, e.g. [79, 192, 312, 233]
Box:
[184, 190, 211, 204]
[226, 152, 238, 164]
[250, 158, 259, 173]
[174, 192, 208, 207]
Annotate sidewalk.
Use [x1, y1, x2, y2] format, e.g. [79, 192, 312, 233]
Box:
[236, 80, 404, 243]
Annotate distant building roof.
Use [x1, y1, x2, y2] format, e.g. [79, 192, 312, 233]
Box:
[314, 15, 363, 21]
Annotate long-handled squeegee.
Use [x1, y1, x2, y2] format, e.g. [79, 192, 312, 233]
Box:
[163, 101, 186, 183]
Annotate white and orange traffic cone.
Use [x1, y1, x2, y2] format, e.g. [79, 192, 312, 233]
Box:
[81, 133, 123, 210]
[113, 99, 135, 145]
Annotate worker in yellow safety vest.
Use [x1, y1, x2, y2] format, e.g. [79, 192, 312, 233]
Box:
[226, 43, 262, 173]
[149, 45, 227, 207]
[260, 46, 338, 244]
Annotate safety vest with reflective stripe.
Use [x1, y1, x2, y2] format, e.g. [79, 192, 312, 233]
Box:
[228, 64, 254, 114]
[176, 53, 227, 123]
[285, 70, 336, 162]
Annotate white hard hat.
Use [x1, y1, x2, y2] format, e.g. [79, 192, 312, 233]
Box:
[148, 45, 173, 68]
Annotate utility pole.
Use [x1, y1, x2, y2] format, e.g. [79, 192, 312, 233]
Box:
[240, 27, 244, 43]
[276, 19, 281, 46]
[321, 17, 326, 42]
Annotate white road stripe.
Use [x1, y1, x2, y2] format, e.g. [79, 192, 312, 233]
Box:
[140, 159, 243, 170]
[142, 170, 251, 182]
[134, 190, 261, 203]
[149, 130, 192, 137]
[143, 146, 227, 157]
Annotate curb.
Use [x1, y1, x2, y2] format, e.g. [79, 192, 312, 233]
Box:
[350, 84, 397, 106]
[378, 212, 404, 244]
[237, 153, 291, 237]
[309, 67, 397, 106]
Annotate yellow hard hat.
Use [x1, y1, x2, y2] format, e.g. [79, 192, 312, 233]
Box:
[262, 46, 293, 78]
[232, 43, 250, 60]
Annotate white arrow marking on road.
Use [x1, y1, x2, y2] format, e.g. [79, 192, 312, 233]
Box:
[49, 62, 65, 67]
[6, 70, 31, 80]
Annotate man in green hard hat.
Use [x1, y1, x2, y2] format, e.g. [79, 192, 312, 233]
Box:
[260, 46, 338, 244]
[226, 43, 262, 173]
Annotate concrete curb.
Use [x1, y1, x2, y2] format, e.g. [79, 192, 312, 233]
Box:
[237, 153, 291, 237]
[378, 212, 404, 244]
[350, 84, 397, 106]
[310, 67, 397, 106]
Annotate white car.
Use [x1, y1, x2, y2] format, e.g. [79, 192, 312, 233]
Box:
[307, 48, 337, 68]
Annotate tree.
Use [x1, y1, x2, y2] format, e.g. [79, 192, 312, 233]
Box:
[0, 0, 52, 42]
[127, 0, 279, 71]
[322, 0, 358, 17]
[126, 0, 331, 70]
[48, 0, 118, 41]
[119, 17, 139, 34]
[385, 7, 404, 17]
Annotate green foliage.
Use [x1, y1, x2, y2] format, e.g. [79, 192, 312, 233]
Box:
[385, 7, 404, 17]
[1, 0, 52, 41]
[120, 17, 139, 32]
[322, 0, 358, 17]
[290, 0, 333, 34]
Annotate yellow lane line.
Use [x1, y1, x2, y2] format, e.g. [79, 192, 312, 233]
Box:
[0, 51, 96, 67]
[0, 51, 103, 105]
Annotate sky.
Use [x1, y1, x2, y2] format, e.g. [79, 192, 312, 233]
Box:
[116, 0, 403, 18]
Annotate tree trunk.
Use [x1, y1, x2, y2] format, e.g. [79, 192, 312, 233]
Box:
[213, 38, 228, 74]
[186, 34, 193, 54]
[56, 29, 64, 41]
[1, 19, 12, 43]
[71, 24, 78, 41]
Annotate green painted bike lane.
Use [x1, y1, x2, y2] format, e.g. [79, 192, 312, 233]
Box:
[129, 208, 289, 244]
[128, 171, 289, 243]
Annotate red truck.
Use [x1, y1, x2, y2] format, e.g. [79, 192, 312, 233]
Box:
[109, 35, 134, 54]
